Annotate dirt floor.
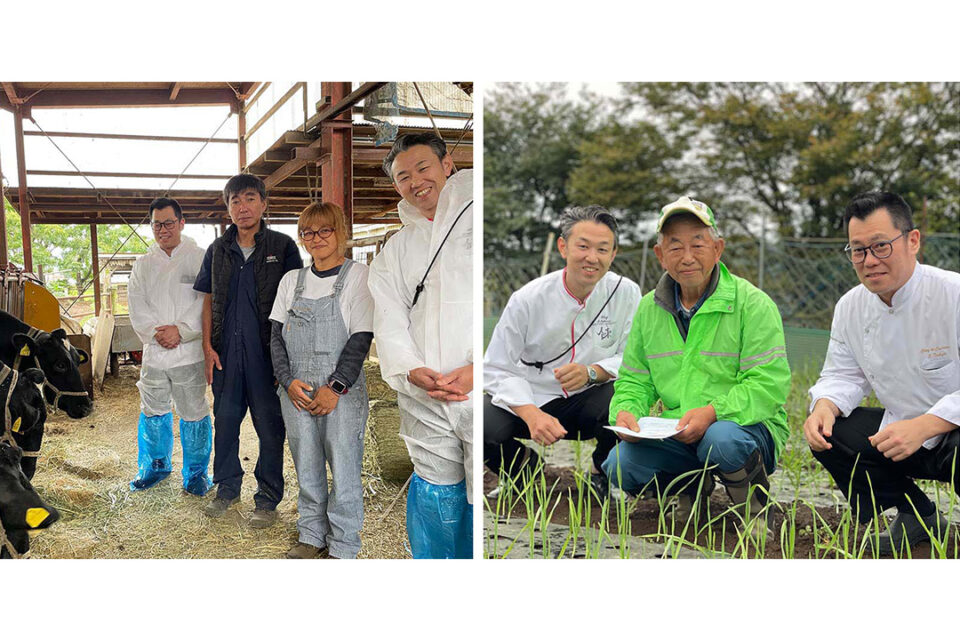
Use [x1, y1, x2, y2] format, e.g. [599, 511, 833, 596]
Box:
[483, 444, 959, 559]
[27, 361, 410, 559]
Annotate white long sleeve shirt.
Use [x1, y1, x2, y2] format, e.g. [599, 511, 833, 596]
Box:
[368, 169, 474, 421]
[809, 262, 960, 449]
[127, 236, 206, 370]
[484, 268, 642, 414]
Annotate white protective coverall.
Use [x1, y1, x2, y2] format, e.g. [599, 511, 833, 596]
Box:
[368, 168, 474, 502]
[127, 235, 208, 421]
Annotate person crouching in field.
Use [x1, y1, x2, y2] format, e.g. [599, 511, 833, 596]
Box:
[127, 197, 212, 495]
[270, 203, 373, 559]
[804, 191, 960, 556]
[605, 197, 791, 533]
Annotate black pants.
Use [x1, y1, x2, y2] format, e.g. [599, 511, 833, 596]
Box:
[211, 348, 286, 509]
[483, 383, 617, 479]
[811, 407, 960, 523]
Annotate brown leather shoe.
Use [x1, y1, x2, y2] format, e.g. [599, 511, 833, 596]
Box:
[249, 507, 278, 529]
[285, 542, 327, 559]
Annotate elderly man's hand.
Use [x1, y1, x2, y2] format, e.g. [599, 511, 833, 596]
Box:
[674, 405, 716, 444]
[614, 411, 642, 443]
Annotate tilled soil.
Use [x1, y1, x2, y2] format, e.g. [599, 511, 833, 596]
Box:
[484, 465, 957, 559]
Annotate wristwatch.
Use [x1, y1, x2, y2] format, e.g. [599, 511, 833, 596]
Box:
[586, 365, 598, 385]
[328, 377, 348, 395]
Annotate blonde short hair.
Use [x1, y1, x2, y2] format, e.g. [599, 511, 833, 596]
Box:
[297, 202, 348, 255]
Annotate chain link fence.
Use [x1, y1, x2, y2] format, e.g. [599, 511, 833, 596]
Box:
[485, 233, 960, 331]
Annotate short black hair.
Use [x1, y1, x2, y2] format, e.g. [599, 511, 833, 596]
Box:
[149, 197, 183, 220]
[382, 132, 448, 179]
[223, 173, 267, 204]
[843, 191, 914, 233]
[558, 205, 620, 250]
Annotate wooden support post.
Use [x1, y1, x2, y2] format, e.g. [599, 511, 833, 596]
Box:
[320, 82, 353, 257]
[14, 106, 32, 271]
[238, 101, 247, 172]
[0, 137, 7, 266]
[90, 223, 101, 316]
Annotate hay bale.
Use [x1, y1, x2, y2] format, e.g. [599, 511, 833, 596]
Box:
[369, 400, 414, 482]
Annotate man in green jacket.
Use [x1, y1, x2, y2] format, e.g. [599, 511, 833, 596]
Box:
[603, 196, 790, 526]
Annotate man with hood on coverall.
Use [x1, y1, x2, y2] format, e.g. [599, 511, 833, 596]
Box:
[368, 132, 474, 558]
[127, 197, 213, 495]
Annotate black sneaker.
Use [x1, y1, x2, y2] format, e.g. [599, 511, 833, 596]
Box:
[876, 509, 949, 556]
[589, 471, 610, 502]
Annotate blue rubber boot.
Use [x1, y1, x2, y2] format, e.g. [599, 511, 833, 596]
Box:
[130, 412, 174, 491]
[180, 415, 214, 496]
[406, 473, 473, 559]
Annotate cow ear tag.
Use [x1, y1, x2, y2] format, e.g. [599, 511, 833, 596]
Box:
[25, 507, 49, 528]
[12, 417, 22, 432]
[20, 345, 30, 356]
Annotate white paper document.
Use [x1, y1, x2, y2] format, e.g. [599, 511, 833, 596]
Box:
[604, 417, 684, 440]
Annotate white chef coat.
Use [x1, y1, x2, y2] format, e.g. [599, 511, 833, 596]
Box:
[127, 236, 206, 370]
[809, 262, 960, 449]
[484, 268, 642, 415]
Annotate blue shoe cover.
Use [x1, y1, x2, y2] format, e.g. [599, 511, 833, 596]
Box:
[180, 415, 213, 496]
[130, 412, 173, 491]
[406, 473, 473, 559]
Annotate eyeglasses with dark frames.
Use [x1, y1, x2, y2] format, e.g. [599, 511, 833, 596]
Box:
[299, 227, 335, 242]
[151, 220, 179, 231]
[843, 230, 911, 264]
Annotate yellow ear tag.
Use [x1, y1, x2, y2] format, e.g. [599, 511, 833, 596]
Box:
[12, 417, 22, 433]
[25, 507, 49, 528]
[20, 345, 30, 356]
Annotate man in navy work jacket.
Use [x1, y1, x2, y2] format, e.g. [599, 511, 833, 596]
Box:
[194, 174, 302, 527]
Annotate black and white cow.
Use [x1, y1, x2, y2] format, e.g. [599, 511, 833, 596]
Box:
[0, 442, 60, 559]
[1, 363, 48, 480]
[0, 310, 93, 420]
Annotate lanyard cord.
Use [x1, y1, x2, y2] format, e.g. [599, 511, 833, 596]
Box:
[520, 275, 624, 372]
[410, 199, 473, 309]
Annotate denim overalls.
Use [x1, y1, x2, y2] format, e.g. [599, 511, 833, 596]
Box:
[278, 261, 369, 558]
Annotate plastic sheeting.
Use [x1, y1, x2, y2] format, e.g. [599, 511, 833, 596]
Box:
[130, 412, 173, 491]
[180, 415, 213, 496]
[406, 473, 472, 559]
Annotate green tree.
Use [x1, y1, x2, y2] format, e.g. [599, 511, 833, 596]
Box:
[622, 82, 960, 237]
[484, 83, 602, 259]
[4, 197, 150, 295]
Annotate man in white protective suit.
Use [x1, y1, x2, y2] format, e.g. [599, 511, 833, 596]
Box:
[127, 197, 213, 496]
[368, 132, 473, 559]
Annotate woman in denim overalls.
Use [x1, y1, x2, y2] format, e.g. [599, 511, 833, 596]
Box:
[269, 203, 373, 559]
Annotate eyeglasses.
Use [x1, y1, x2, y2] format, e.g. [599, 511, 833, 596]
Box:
[299, 227, 335, 241]
[151, 220, 179, 231]
[844, 230, 910, 264]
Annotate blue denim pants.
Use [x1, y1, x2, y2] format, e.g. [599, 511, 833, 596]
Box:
[601, 420, 775, 495]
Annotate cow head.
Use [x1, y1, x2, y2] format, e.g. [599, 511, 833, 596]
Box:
[6, 368, 47, 438]
[0, 443, 60, 558]
[12, 329, 93, 419]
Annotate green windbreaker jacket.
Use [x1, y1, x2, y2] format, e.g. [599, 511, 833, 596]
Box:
[609, 262, 791, 461]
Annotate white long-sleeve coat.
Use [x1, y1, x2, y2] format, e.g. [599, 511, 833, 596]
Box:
[127, 236, 206, 370]
[484, 269, 642, 414]
[368, 168, 473, 491]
